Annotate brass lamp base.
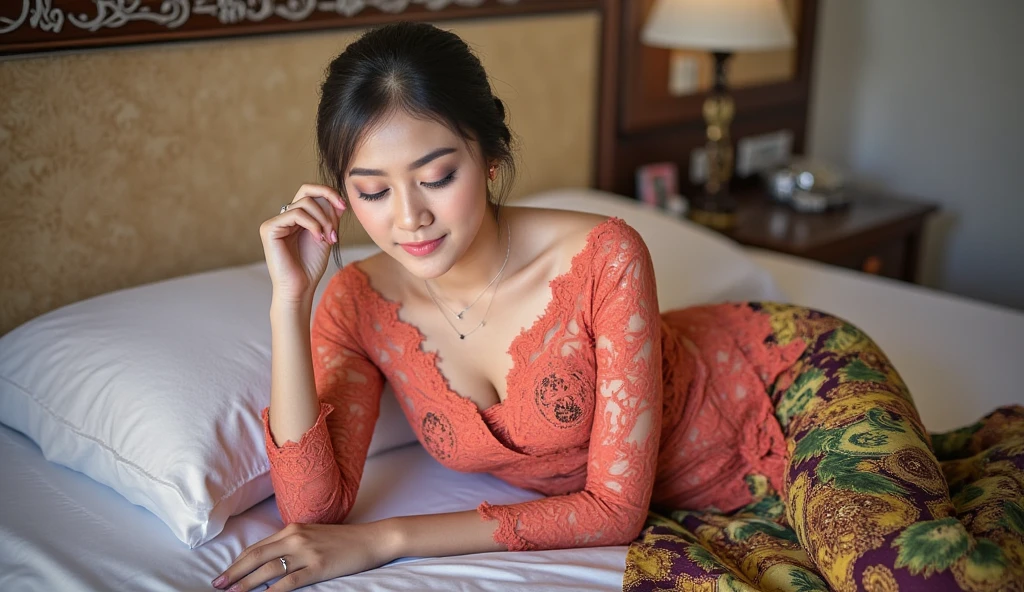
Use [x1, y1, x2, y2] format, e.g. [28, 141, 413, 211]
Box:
[688, 51, 738, 232]
[688, 207, 737, 231]
[687, 194, 738, 231]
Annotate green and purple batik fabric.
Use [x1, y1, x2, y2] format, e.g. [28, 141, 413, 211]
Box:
[624, 303, 1024, 592]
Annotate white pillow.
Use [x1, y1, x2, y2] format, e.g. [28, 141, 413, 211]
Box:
[0, 243, 416, 549]
[516, 188, 785, 307]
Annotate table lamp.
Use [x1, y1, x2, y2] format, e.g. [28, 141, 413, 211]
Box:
[641, 0, 794, 230]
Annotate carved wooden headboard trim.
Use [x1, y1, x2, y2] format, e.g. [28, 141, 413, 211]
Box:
[1, 0, 599, 56]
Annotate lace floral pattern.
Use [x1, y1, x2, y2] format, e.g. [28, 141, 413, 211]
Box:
[476, 219, 664, 550]
[260, 217, 664, 550]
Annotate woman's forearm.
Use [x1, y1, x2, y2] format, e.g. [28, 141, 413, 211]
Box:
[378, 510, 504, 561]
[267, 298, 321, 447]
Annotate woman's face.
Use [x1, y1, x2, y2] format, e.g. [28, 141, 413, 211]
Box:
[343, 109, 491, 280]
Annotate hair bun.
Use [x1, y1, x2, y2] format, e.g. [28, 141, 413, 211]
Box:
[493, 97, 505, 119]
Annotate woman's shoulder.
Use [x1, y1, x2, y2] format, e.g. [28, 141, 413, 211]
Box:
[315, 254, 386, 320]
[505, 207, 655, 296]
[511, 206, 617, 264]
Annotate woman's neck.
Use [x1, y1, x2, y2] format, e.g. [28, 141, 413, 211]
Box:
[426, 206, 509, 308]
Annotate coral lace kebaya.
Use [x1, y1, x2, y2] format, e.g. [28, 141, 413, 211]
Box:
[261, 216, 793, 551]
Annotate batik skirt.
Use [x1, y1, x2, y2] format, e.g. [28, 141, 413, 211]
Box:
[624, 302, 1024, 592]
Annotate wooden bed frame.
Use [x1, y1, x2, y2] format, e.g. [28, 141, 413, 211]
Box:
[0, 0, 817, 336]
[0, 0, 598, 55]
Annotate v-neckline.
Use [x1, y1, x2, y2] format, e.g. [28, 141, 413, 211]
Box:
[346, 216, 621, 422]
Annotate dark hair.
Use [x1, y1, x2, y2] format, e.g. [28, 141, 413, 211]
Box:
[316, 21, 518, 269]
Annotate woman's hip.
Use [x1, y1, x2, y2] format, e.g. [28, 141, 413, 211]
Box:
[654, 301, 919, 511]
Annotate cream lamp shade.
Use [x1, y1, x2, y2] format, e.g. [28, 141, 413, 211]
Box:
[641, 0, 795, 52]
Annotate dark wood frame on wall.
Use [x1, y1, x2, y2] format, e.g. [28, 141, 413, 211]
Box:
[0, 0, 598, 56]
[594, 0, 820, 198]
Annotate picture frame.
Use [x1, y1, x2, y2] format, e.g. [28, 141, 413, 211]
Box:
[635, 161, 679, 209]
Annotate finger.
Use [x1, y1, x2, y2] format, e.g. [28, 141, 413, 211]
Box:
[266, 568, 313, 592]
[314, 195, 343, 233]
[213, 527, 293, 589]
[265, 209, 325, 243]
[312, 194, 344, 234]
[270, 209, 330, 243]
[288, 197, 336, 243]
[231, 554, 295, 592]
[215, 540, 290, 591]
[282, 196, 340, 243]
[293, 183, 346, 214]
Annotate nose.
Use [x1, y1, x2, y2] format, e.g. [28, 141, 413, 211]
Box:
[392, 185, 432, 234]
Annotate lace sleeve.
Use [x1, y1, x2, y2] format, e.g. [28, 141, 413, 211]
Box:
[477, 221, 663, 550]
[261, 269, 385, 525]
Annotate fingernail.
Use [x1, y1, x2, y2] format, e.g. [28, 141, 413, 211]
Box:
[226, 585, 240, 592]
[320, 233, 326, 243]
[330, 230, 337, 243]
[212, 575, 226, 588]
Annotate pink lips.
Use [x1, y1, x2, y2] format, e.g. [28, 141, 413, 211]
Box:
[400, 235, 445, 256]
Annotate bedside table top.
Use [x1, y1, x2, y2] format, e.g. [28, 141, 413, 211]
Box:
[722, 189, 939, 258]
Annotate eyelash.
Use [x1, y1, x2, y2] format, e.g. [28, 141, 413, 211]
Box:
[359, 170, 458, 202]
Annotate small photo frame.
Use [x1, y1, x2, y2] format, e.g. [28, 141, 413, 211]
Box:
[636, 162, 679, 209]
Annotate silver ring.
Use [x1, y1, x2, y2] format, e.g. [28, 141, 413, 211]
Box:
[280, 204, 289, 214]
[279, 556, 288, 573]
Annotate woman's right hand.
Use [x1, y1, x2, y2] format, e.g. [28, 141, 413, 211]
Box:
[260, 184, 347, 305]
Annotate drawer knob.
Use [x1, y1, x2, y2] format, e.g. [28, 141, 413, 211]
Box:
[862, 256, 883, 274]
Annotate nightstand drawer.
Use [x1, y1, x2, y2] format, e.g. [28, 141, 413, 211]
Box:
[724, 191, 937, 284]
[827, 237, 908, 280]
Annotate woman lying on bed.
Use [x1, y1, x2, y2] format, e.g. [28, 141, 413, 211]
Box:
[212, 21, 1024, 592]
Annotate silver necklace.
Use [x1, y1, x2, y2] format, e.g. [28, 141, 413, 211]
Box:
[424, 216, 511, 320]
[424, 217, 511, 340]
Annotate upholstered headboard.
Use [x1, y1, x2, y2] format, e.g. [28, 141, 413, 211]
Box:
[0, 10, 601, 335]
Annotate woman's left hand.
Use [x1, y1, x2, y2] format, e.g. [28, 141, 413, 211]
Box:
[212, 521, 396, 592]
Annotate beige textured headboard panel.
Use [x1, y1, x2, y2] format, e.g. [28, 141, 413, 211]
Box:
[0, 12, 599, 335]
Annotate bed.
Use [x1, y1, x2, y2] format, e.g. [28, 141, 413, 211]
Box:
[2, 188, 1022, 592]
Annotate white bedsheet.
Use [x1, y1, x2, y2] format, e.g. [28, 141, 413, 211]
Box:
[748, 249, 1024, 433]
[0, 423, 627, 591]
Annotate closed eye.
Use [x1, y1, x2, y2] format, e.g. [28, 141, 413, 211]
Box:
[423, 170, 457, 189]
[359, 189, 388, 201]
[358, 170, 458, 202]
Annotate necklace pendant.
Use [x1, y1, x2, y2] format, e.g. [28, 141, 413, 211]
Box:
[459, 334, 465, 340]
[456, 312, 463, 319]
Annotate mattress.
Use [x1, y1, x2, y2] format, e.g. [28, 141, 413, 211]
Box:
[4, 190, 1022, 591]
[0, 423, 628, 592]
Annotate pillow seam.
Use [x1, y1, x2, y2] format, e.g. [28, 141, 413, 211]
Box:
[0, 373, 269, 514]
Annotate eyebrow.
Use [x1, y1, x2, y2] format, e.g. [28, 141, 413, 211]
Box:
[348, 147, 457, 177]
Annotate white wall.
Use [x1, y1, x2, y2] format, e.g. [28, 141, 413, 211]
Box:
[808, 0, 1024, 310]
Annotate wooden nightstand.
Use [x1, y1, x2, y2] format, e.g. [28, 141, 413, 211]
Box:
[717, 190, 939, 283]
